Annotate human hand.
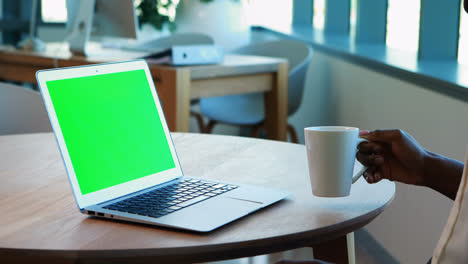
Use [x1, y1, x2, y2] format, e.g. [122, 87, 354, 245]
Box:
[357, 129, 428, 186]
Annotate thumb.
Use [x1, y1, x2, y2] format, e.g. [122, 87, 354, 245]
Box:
[359, 129, 403, 144]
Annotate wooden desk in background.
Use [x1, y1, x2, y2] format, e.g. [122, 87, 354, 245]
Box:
[0, 43, 289, 141]
[0, 133, 395, 264]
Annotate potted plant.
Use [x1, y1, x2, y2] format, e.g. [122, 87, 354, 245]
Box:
[135, 0, 180, 31]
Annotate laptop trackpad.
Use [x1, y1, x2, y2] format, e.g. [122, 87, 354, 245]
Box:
[157, 196, 261, 232]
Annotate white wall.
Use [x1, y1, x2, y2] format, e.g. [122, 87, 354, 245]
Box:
[290, 51, 468, 263]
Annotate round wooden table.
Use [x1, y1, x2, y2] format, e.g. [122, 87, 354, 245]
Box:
[0, 133, 395, 264]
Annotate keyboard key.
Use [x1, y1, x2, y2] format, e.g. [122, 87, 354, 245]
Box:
[148, 213, 163, 218]
[178, 195, 210, 207]
[102, 179, 238, 218]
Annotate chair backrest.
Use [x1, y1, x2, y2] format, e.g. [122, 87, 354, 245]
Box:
[232, 39, 313, 116]
[139, 33, 215, 50]
[0, 82, 52, 135]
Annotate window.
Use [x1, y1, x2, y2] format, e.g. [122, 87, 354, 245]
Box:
[350, 0, 357, 39]
[459, 2, 468, 64]
[313, 0, 326, 30]
[247, 0, 292, 29]
[41, 0, 67, 23]
[386, 0, 420, 52]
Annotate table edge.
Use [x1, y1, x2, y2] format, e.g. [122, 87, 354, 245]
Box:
[0, 190, 394, 263]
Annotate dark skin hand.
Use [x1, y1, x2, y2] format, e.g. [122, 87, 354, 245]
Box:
[357, 129, 464, 200]
[278, 130, 463, 264]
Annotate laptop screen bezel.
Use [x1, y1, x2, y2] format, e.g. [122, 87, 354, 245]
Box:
[36, 60, 183, 209]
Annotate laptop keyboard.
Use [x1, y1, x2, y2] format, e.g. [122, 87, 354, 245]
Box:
[103, 178, 238, 218]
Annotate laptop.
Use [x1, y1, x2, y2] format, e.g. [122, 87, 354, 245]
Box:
[36, 60, 289, 232]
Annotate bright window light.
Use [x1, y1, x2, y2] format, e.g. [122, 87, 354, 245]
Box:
[386, 0, 420, 52]
[313, 0, 326, 30]
[350, 0, 357, 39]
[458, 3, 468, 64]
[247, 0, 292, 29]
[41, 0, 67, 23]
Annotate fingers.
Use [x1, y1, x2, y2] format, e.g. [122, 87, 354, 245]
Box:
[359, 130, 370, 136]
[363, 166, 375, 183]
[357, 140, 387, 184]
[359, 129, 404, 144]
[356, 151, 384, 167]
[363, 166, 384, 184]
[357, 141, 386, 154]
[358, 148, 385, 184]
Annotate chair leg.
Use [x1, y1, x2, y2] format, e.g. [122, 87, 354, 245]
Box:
[190, 111, 206, 133]
[250, 123, 265, 138]
[287, 124, 298, 143]
[204, 120, 218, 134]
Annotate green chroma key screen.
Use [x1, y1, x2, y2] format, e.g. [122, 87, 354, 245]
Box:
[47, 69, 175, 195]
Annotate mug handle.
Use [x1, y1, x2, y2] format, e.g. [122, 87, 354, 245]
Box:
[352, 138, 369, 184]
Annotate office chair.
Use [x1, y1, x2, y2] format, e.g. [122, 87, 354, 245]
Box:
[196, 39, 313, 142]
[0, 82, 52, 135]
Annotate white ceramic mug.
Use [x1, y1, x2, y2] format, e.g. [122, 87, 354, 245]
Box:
[304, 126, 367, 197]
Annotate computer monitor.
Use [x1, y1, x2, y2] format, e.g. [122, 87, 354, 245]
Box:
[66, 0, 138, 56]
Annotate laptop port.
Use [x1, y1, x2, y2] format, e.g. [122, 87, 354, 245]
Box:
[97, 212, 104, 217]
[87, 211, 95, 215]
